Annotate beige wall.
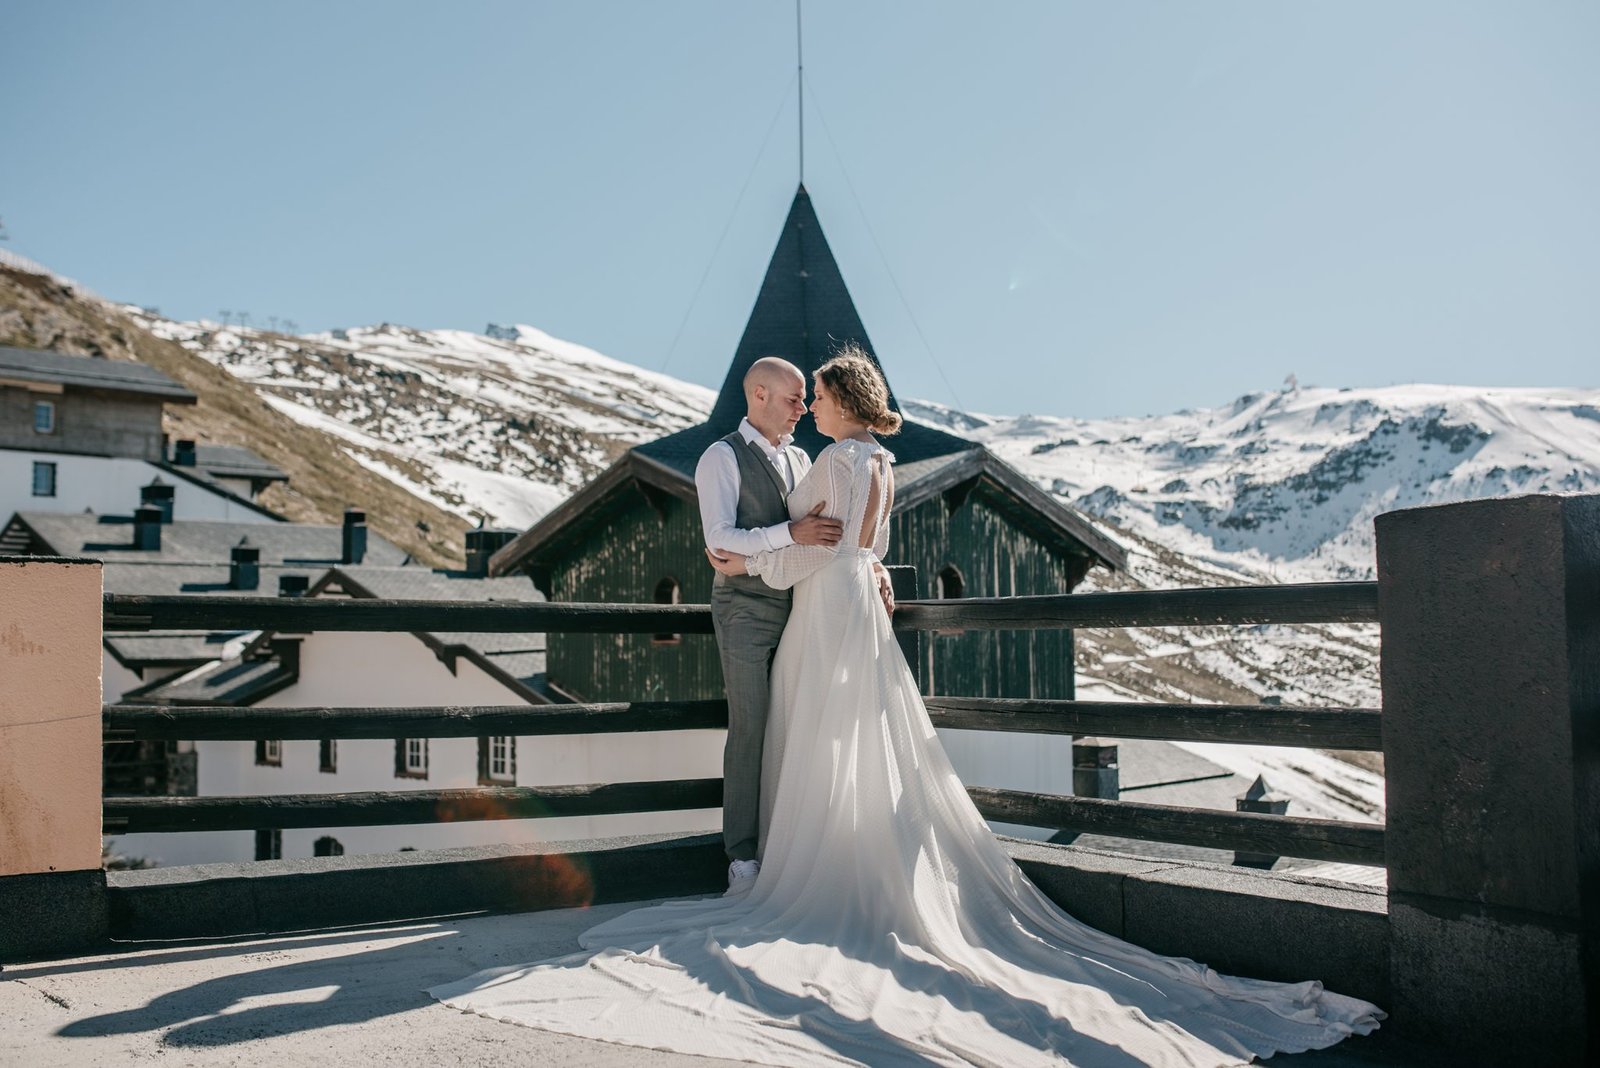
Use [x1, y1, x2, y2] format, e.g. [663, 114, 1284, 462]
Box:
[0, 558, 103, 877]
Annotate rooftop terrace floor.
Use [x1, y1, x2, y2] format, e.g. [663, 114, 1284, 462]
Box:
[2, 898, 1414, 1067]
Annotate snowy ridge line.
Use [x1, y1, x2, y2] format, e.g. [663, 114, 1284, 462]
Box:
[0, 248, 108, 303]
[907, 380, 1600, 584]
[128, 308, 716, 530]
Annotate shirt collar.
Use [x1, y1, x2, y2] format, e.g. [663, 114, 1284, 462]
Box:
[738, 417, 793, 453]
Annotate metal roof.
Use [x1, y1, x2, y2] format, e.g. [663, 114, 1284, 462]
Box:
[186, 444, 289, 482]
[0, 344, 197, 401]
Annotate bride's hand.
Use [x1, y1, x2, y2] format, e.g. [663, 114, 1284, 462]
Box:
[705, 547, 750, 576]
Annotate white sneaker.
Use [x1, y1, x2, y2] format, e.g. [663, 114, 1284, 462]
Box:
[727, 859, 760, 888]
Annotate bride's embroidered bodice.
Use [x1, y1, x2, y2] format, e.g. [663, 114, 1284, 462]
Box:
[747, 438, 894, 589]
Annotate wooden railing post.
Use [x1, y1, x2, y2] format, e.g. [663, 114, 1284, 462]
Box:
[886, 565, 921, 691]
[1376, 494, 1599, 1063]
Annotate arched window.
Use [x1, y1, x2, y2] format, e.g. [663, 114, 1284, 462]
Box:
[936, 566, 965, 600]
[936, 565, 965, 637]
[313, 836, 344, 857]
[653, 577, 681, 645]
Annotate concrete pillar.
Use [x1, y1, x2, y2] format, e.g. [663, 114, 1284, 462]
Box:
[1376, 494, 1598, 1064]
[0, 555, 107, 959]
[1232, 774, 1289, 869]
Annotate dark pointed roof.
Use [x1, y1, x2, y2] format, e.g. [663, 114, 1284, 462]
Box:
[488, 185, 1127, 579]
[636, 184, 973, 474]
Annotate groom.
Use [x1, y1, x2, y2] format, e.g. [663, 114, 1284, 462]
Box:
[696, 357, 842, 888]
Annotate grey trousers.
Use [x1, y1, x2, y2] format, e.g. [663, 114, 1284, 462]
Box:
[710, 583, 790, 862]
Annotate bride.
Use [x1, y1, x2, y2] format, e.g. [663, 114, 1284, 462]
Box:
[430, 349, 1383, 1066]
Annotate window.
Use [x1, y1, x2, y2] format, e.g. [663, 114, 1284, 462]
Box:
[479, 735, 515, 785]
[395, 738, 429, 779]
[33, 400, 55, 434]
[254, 828, 282, 861]
[936, 565, 965, 599]
[313, 836, 344, 857]
[255, 739, 282, 766]
[31, 461, 56, 498]
[319, 739, 337, 773]
[652, 576, 681, 644]
[936, 565, 966, 636]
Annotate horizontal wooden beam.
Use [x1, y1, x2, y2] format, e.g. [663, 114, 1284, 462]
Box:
[105, 697, 1382, 751]
[969, 786, 1386, 866]
[102, 594, 717, 635]
[103, 581, 1379, 635]
[104, 700, 731, 741]
[101, 777, 1383, 868]
[102, 778, 725, 834]
[893, 582, 1379, 630]
[923, 697, 1383, 751]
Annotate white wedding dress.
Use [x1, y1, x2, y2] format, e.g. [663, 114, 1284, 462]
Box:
[430, 439, 1382, 1066]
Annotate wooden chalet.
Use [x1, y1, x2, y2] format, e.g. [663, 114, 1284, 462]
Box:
[490, 185, 1126, 702]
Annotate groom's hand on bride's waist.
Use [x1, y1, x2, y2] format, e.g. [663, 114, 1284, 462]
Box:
[790, 502, 844, 547]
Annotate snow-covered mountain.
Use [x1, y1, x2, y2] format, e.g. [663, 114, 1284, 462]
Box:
[131, 313, 714, 529]
[130, 308, 1598, 719]
[907, 382, 1600, 584]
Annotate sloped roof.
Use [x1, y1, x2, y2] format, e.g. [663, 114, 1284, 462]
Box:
[492, 184, 1119, 577]
[122, 653, 297, 706]
[490, 441, 1126, 578]
[0, 344, 196, 402]
[635, 185, 973, 477]
[7, 512, 407, 566]
[318, 567, 551, 703]
[104, 631, 251, 669]
[184, 444, 289, 483]
[99, 561, 335, 669]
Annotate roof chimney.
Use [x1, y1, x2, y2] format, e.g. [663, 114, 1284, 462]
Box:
[465, 527, 519, 577]
[140, 476, 174, 522]
[174, 439, 197, 467]
[1233, 775, 1290, 869]
[278, 574, 309, 597]
[230, 537, 260, 591]
[341, 508, 367, 565]
[1072, 737, 1120, 800]
[132, 506, 162, 550]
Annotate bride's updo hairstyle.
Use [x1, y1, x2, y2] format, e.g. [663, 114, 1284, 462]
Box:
[816, 344, 903, 435]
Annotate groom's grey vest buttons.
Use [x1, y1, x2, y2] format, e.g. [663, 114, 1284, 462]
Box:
[715, 430, 794, 601]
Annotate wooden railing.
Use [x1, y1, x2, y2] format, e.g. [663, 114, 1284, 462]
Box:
[101, 578, 1385, 867]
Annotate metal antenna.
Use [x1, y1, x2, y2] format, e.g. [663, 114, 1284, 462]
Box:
[796, 0, 804, 184]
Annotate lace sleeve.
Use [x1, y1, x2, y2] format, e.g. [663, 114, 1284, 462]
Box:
[746, 445, 861, 590]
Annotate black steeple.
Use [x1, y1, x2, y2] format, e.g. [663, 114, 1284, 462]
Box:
[636, 184, 972, 474]
[706, 184, 899, 456]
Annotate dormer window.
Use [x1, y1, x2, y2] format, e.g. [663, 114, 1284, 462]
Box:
[33, 399, 55, 434]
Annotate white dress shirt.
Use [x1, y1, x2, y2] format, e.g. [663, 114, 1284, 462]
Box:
[696, 418, 813, 555]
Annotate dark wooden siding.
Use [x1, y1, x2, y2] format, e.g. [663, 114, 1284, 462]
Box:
[546, 490, 724, 702]
[888, 487, 1077, 700]
[545, 477, 1078, 703]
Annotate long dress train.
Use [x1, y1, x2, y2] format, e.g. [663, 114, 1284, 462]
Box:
[429, 439, 1382, 1067]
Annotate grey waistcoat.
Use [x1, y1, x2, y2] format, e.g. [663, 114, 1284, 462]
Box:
[714, 430, 795, 601]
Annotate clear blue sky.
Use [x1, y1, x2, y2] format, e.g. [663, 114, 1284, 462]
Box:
[3, 2, 1596, 417]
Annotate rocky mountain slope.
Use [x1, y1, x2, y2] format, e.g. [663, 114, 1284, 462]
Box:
[0, 264, 471, 565]
[120, 302, 1600, 726]
[15, 262, 1594, 771]
[128, 312, 714, 529]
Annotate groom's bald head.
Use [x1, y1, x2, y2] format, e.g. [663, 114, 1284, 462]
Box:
[744, 357, 808, 444]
